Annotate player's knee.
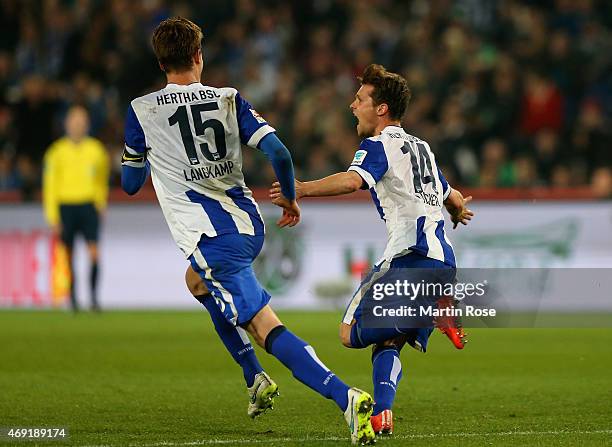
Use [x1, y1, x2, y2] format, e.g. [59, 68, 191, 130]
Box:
[381, 339, 397, 348]
[376, 335, 407, 351]
[340, 336, 352, 348]
[185, 266, 208, 296]
[184, 267, 197, 294]
[339, 323, 353, 348]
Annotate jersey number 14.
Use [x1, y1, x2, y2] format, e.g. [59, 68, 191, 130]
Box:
[168, 103, 227, 165]
[401, 142, 438, 194]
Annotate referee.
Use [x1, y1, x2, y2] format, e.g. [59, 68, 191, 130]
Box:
[43, 105, 110, 311]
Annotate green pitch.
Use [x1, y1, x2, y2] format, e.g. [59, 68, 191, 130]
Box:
[0, 311, 610, 446]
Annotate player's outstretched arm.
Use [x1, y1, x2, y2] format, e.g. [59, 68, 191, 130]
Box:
[444, 188, 474, 229]
[269, 171, 364, 203]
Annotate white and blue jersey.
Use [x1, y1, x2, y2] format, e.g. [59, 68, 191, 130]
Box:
[347, 125, 456, 267]
[124, 83, 275, 257]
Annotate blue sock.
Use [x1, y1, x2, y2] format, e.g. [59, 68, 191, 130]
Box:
[197, 294, 263, 387]
[266, 326, 349, 411]
[372, 347, 402, 415]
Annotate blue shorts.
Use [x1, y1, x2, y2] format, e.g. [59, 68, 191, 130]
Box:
[342, 252, 456, 350]
[189, 233, 271, 326]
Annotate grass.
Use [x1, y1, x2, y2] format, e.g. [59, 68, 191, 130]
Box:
[0, 310, 611, 446]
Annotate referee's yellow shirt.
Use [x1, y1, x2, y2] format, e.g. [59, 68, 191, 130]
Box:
[43, 136, 110, 226]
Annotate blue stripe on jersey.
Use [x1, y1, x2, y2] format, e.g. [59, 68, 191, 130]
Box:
[370, 188, 385, 221]
[225, 186, 264, 235]
[409, 216, 429, 256]
[235, 92, 268, 146]
[437, 167, 449, 197]
[186, 189, 239, 234]
[124, 104, 147, 153]
[434, 220, 456, 267]
[354, 139, 388, 183]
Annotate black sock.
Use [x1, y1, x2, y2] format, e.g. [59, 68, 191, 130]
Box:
[69, 280, 78, 311]
[68, 256, 78, 311]
[90, 261, 99, 309]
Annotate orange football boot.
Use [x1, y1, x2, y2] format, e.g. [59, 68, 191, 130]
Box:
[370, 409, 393, 435]
[436, 297, 467, 349]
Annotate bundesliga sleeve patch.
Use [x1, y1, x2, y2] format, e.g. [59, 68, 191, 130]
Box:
[351, 150, 367, 166]
[249, 109, 267, 124]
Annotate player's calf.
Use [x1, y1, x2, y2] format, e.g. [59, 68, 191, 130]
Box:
[185, 265, 209, 296]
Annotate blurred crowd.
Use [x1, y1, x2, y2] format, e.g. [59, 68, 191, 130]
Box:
[0, 0, 611, 199]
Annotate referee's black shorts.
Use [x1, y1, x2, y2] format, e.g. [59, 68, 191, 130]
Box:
[59, 203, 100, 249]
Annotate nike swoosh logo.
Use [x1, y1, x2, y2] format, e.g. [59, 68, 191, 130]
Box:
[349, 396, 355, 431]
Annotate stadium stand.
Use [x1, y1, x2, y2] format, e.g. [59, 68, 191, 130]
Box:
[0, 0, 610, 200]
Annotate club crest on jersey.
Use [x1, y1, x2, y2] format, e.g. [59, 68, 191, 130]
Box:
[249, 109, 266, 124]
[351, 150, 367, 166]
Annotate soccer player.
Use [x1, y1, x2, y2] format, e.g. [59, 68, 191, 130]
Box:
[121, 17, 375, 444]
[270, 64, 474, 436]
[43, 105, 110, 312]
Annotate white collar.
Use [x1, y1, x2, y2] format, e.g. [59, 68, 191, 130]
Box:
[166, 82, 203, 88]
[382, 125, 404, 133]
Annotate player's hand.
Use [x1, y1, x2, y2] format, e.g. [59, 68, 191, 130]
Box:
[270, 180, 305, 203]
[448, 193, 474, 229]
[276, 200, 300, 228]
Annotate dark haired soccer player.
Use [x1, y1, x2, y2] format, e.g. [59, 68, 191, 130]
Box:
[121, 17, 375, 445]
[271, 64, 473, 436]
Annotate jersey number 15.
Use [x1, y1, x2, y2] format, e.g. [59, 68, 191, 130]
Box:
[168, 103, 227, 165]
